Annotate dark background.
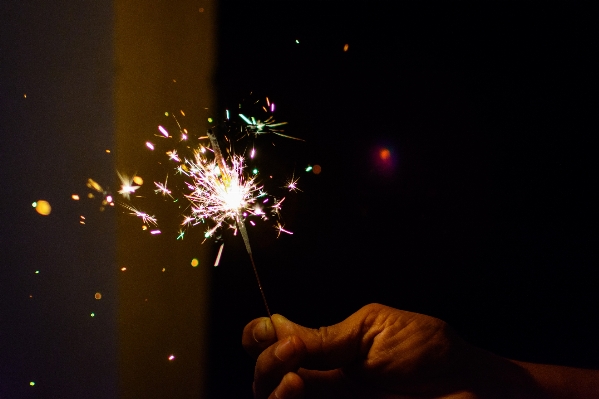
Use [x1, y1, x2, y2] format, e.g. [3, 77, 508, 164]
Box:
[209, 2, 599, 398]
[1, 2, 598, 399]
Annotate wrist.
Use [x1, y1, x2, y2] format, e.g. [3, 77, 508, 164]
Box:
[465, 347, 547, 399]
[511, 360, 599, 399]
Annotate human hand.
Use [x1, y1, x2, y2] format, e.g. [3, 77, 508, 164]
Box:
[242, 303, 542, 399]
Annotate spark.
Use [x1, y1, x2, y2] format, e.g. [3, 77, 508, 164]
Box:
[184, 151, 261, 232]
[154, 175, 173, 198]
[87, 178, 103, 193]
[167, 149, 181, 162]
[150, 230, 161, 235]
[275, 222, 294, 238]
[239, 113, 301, 140]
[214, 243, 224, 266]
[158, 125, 169, 137]
[285, 174, 301, 192]
[270, 198, 285, 218]
[181, 215, 194, 226]
[117, 172, 140, 200]
[146, 142, 155, 150]
[176, 230, 185, 240]
[121, 203, 158, 226]
[252, 206, 265, 216]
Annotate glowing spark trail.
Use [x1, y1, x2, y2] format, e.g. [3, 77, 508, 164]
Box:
[214, 243, 224, 267]
[121, 203, 158, 226]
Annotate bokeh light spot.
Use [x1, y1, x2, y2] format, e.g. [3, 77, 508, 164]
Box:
[94, 292, 102, 300]
[343, 43, 349, 52]
[90, 313, 95, 317]
[372, 146, 397, 174]
[29, 382, 35, 386]
[168, 354, 175, 361]
[133, 176, 143, 185]
[191, 258, 199, 267]
[312, 165, 322, 175]
[34, 200, 51, 216]
[379, 148, 391, 161]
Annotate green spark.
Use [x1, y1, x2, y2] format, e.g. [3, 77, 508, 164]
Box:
[239, 114, 252, 124]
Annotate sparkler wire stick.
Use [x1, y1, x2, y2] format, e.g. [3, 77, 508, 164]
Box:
[206, 129, 272, 318]
[237, 213, 272, 318]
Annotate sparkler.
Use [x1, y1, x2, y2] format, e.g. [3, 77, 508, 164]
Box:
[202, 129, 271, 316]
[118, 97, 303, 317]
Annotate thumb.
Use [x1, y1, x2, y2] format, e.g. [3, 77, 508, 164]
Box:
[271, 303, 394, 371]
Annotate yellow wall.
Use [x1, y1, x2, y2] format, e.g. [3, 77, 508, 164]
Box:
[115, 2, 216, 397]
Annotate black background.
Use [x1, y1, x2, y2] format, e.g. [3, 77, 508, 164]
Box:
[209, 3, 598, 398]
[1, 2, 598, 399]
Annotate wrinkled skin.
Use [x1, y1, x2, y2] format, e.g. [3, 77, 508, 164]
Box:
[242, 304, 539, 399]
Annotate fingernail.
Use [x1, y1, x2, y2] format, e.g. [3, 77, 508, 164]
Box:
[253, 318, 274, 343]
[275, 337, 295, 361]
